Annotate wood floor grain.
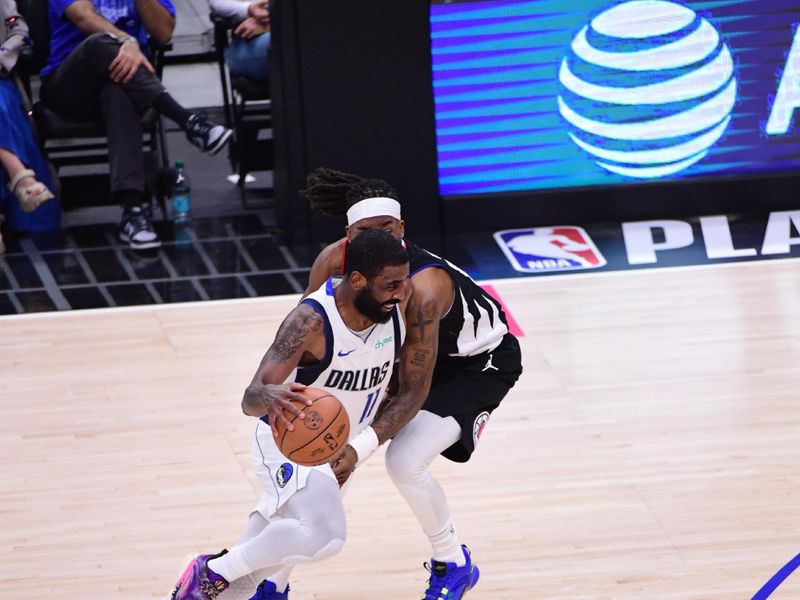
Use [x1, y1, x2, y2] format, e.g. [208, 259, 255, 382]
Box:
[2, 260, 799, 599]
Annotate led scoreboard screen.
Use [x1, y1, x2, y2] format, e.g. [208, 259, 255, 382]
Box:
[430, 0, 800, 196]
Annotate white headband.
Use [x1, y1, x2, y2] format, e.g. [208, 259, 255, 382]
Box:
[346, 197, 402, 226]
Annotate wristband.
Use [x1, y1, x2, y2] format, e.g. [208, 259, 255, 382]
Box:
[119, 35, 137, 46]
[348, 426, 379, 467]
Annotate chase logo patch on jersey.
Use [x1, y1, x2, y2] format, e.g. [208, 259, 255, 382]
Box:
[276, 463, 293, 488]
[494, 227, 606, 273]
[374, 336, 393, 349]
[473, 411, 490, 446]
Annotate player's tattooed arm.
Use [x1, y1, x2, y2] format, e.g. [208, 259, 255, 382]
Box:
[371, 293, 441, 445]
[241, 304, 323, 433]
[262, 305, 320, 363]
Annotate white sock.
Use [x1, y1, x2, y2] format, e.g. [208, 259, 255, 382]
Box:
[207, 513, 291, 599]
[429, 522, 466, 566]
[259, 568, 290, 594]
[209, 551, 252, 584]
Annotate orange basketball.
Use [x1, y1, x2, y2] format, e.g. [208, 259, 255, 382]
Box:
[275, 387, 350, 467]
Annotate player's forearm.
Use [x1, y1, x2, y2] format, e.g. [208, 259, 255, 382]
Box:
[134, 0, 174, 44]
[370, 393, 424, 445]
[370, 365, 433, 444]
[242, 383, 269, 417]
[64, 2, 128, 37]
[371, 295, 440, 444]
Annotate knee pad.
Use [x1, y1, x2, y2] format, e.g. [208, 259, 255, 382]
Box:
[279, 537, 344, 565]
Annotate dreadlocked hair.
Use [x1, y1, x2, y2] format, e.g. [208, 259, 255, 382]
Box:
[301, 167, 400, 218]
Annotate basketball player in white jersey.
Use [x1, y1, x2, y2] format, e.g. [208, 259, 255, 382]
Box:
[300, 168, 523, 600]
[168, 230, 409, 600]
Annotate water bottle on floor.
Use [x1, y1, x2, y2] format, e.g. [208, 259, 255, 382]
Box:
[171, 161, 192, 247]
[171, 160, 192, 223]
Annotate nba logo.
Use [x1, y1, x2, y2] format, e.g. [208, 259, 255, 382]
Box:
[494, 227, 606, 273]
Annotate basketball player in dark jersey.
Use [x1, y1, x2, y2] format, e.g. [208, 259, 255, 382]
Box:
[301, 168, 523, 599]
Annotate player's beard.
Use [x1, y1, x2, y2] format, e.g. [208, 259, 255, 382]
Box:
[355, 287, 398, 324]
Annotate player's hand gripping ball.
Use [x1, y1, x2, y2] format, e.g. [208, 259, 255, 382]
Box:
[275, 387, 350, 466]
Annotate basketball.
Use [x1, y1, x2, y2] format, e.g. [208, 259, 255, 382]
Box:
[275, 387, 350, 467]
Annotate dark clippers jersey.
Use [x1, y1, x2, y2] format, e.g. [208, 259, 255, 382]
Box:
[340, 238, 508, 358]
[406, 240, 508, 358]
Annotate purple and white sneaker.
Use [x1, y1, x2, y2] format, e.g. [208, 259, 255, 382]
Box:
[170, 550, 229, 600]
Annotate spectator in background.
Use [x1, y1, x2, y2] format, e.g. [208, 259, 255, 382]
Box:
[0, 0, 60, 253]
[210, 0, 269, 82]
[40, 0, 234, 250]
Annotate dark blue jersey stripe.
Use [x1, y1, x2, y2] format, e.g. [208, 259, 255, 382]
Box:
[294, 298, 334, 385]
[391, 306, 401, 361]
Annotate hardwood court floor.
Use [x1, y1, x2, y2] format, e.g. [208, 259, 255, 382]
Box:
[2, 259, 800, 599]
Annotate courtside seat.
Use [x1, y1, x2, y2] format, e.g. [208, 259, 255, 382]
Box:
[18, 0, 171, 214]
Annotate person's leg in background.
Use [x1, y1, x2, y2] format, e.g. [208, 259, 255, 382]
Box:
[41, 34, 162, 249]
[0, 148, 54, 212]
[41, 33, 232, 152]
[225, 32, 270, 82]
[39, 33, 233, 249]
[100, 82, 161, 249]
[0, 78, 61, 250]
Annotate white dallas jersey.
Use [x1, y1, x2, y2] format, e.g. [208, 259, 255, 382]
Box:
[290, 277, 405, 439]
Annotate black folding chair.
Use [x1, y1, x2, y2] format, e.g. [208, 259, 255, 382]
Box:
[211, 13, 272, 208]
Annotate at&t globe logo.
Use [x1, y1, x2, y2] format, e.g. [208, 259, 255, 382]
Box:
[558, 0, 737, 179]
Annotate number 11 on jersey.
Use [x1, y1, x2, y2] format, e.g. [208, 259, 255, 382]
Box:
[358, 387, 382, 424]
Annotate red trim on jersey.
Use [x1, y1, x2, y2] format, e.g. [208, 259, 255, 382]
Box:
[480, 284, 525, 337]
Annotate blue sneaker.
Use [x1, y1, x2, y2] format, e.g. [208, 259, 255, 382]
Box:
[249, 579, 289, 599]
[422, 545, 480, 600]
[170, 550, 229, 600]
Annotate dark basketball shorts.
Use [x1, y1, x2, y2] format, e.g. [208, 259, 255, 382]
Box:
[422, 333, 522, 462]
